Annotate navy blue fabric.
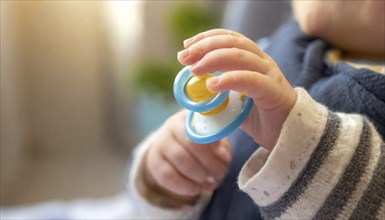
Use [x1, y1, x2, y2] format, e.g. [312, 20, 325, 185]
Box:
[267, 20, 385, 136]
[199, 19, 385, 220]
[200, 129, 260, 220]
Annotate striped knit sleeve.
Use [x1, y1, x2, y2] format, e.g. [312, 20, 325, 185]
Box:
[238, 88, 385, 219]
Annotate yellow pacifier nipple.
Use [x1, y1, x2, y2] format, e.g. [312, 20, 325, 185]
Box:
[185, 73, 228, 116]
[185, 73, 215, 102]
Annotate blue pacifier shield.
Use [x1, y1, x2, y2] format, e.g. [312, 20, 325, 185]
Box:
[173, 66, 253, 144]
[173, 66, 229, 112]
[185, 96, 253, 144]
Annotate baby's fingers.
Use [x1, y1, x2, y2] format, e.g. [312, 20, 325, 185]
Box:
[206, 70, 281, 110]
[183, 29, 245, 48]
[178, 35, 265, 66]
[147, 147, 201, 196]
[190, 48, 270, 75]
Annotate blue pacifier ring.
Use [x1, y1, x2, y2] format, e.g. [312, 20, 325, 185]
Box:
[173, 66, 230, 113]
[185, 97, 254, 144]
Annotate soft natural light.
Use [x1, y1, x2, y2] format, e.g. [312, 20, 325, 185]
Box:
[104, 1, 144, 66]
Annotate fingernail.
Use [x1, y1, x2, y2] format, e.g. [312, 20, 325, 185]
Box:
[207, 77, 219, 86]
[177, 49, 189, 60]
[206, 176, 216, 184]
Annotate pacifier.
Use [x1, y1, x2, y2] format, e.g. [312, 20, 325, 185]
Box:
[173, 66, 253, 144]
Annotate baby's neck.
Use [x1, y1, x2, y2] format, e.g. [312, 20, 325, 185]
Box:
[326, 49, 385, 74]
[342, 50, 385, 62]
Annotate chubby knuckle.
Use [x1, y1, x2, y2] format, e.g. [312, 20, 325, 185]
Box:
[264, 59, 275, 69]
[228, 34, 240, 46]
[168, 148, 185, 164]
[226, 29, 234, 36]
[233, 48, 245, 60]
[193, 40, 207, 54]
[157, 165, 175, 184]
[274, 73, 284, 84]
[264, 53, 275, 62]
[196, 32, 206, 41]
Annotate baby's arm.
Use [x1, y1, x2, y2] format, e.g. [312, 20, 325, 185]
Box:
[179, 29, 384, 219]
[239, 88, 385, 219]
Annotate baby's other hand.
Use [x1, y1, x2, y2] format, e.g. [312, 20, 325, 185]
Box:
[178, 29, 297, 151]
[143, 111, 231, 207]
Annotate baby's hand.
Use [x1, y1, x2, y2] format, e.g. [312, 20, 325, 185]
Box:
[143, 111, 231, 207]
[178, 29, 297, 151]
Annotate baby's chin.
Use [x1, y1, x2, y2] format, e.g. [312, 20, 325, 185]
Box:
[296, 16, 384, 59]
[293, 3, 330, 40]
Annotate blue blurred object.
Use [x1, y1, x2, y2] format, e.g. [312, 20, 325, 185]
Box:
[174, 66, 229, 113]
[173, 67, 253, 144]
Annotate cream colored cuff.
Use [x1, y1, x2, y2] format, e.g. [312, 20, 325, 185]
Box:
[238, 88, 329, 206]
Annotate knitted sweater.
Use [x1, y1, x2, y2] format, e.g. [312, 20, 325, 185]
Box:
[127, 20, 385, 219]
[199, 19, 385, 220]
[238, 88, 384, 219]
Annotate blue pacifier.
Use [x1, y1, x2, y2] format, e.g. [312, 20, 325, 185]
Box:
[173, 66, 253, 144]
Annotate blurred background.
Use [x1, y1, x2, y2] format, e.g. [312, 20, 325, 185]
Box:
[1, 0, 222, 207]
[1, 0, 290, 218]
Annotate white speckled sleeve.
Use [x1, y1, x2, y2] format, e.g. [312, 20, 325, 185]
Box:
[238, 88, 384, 219]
